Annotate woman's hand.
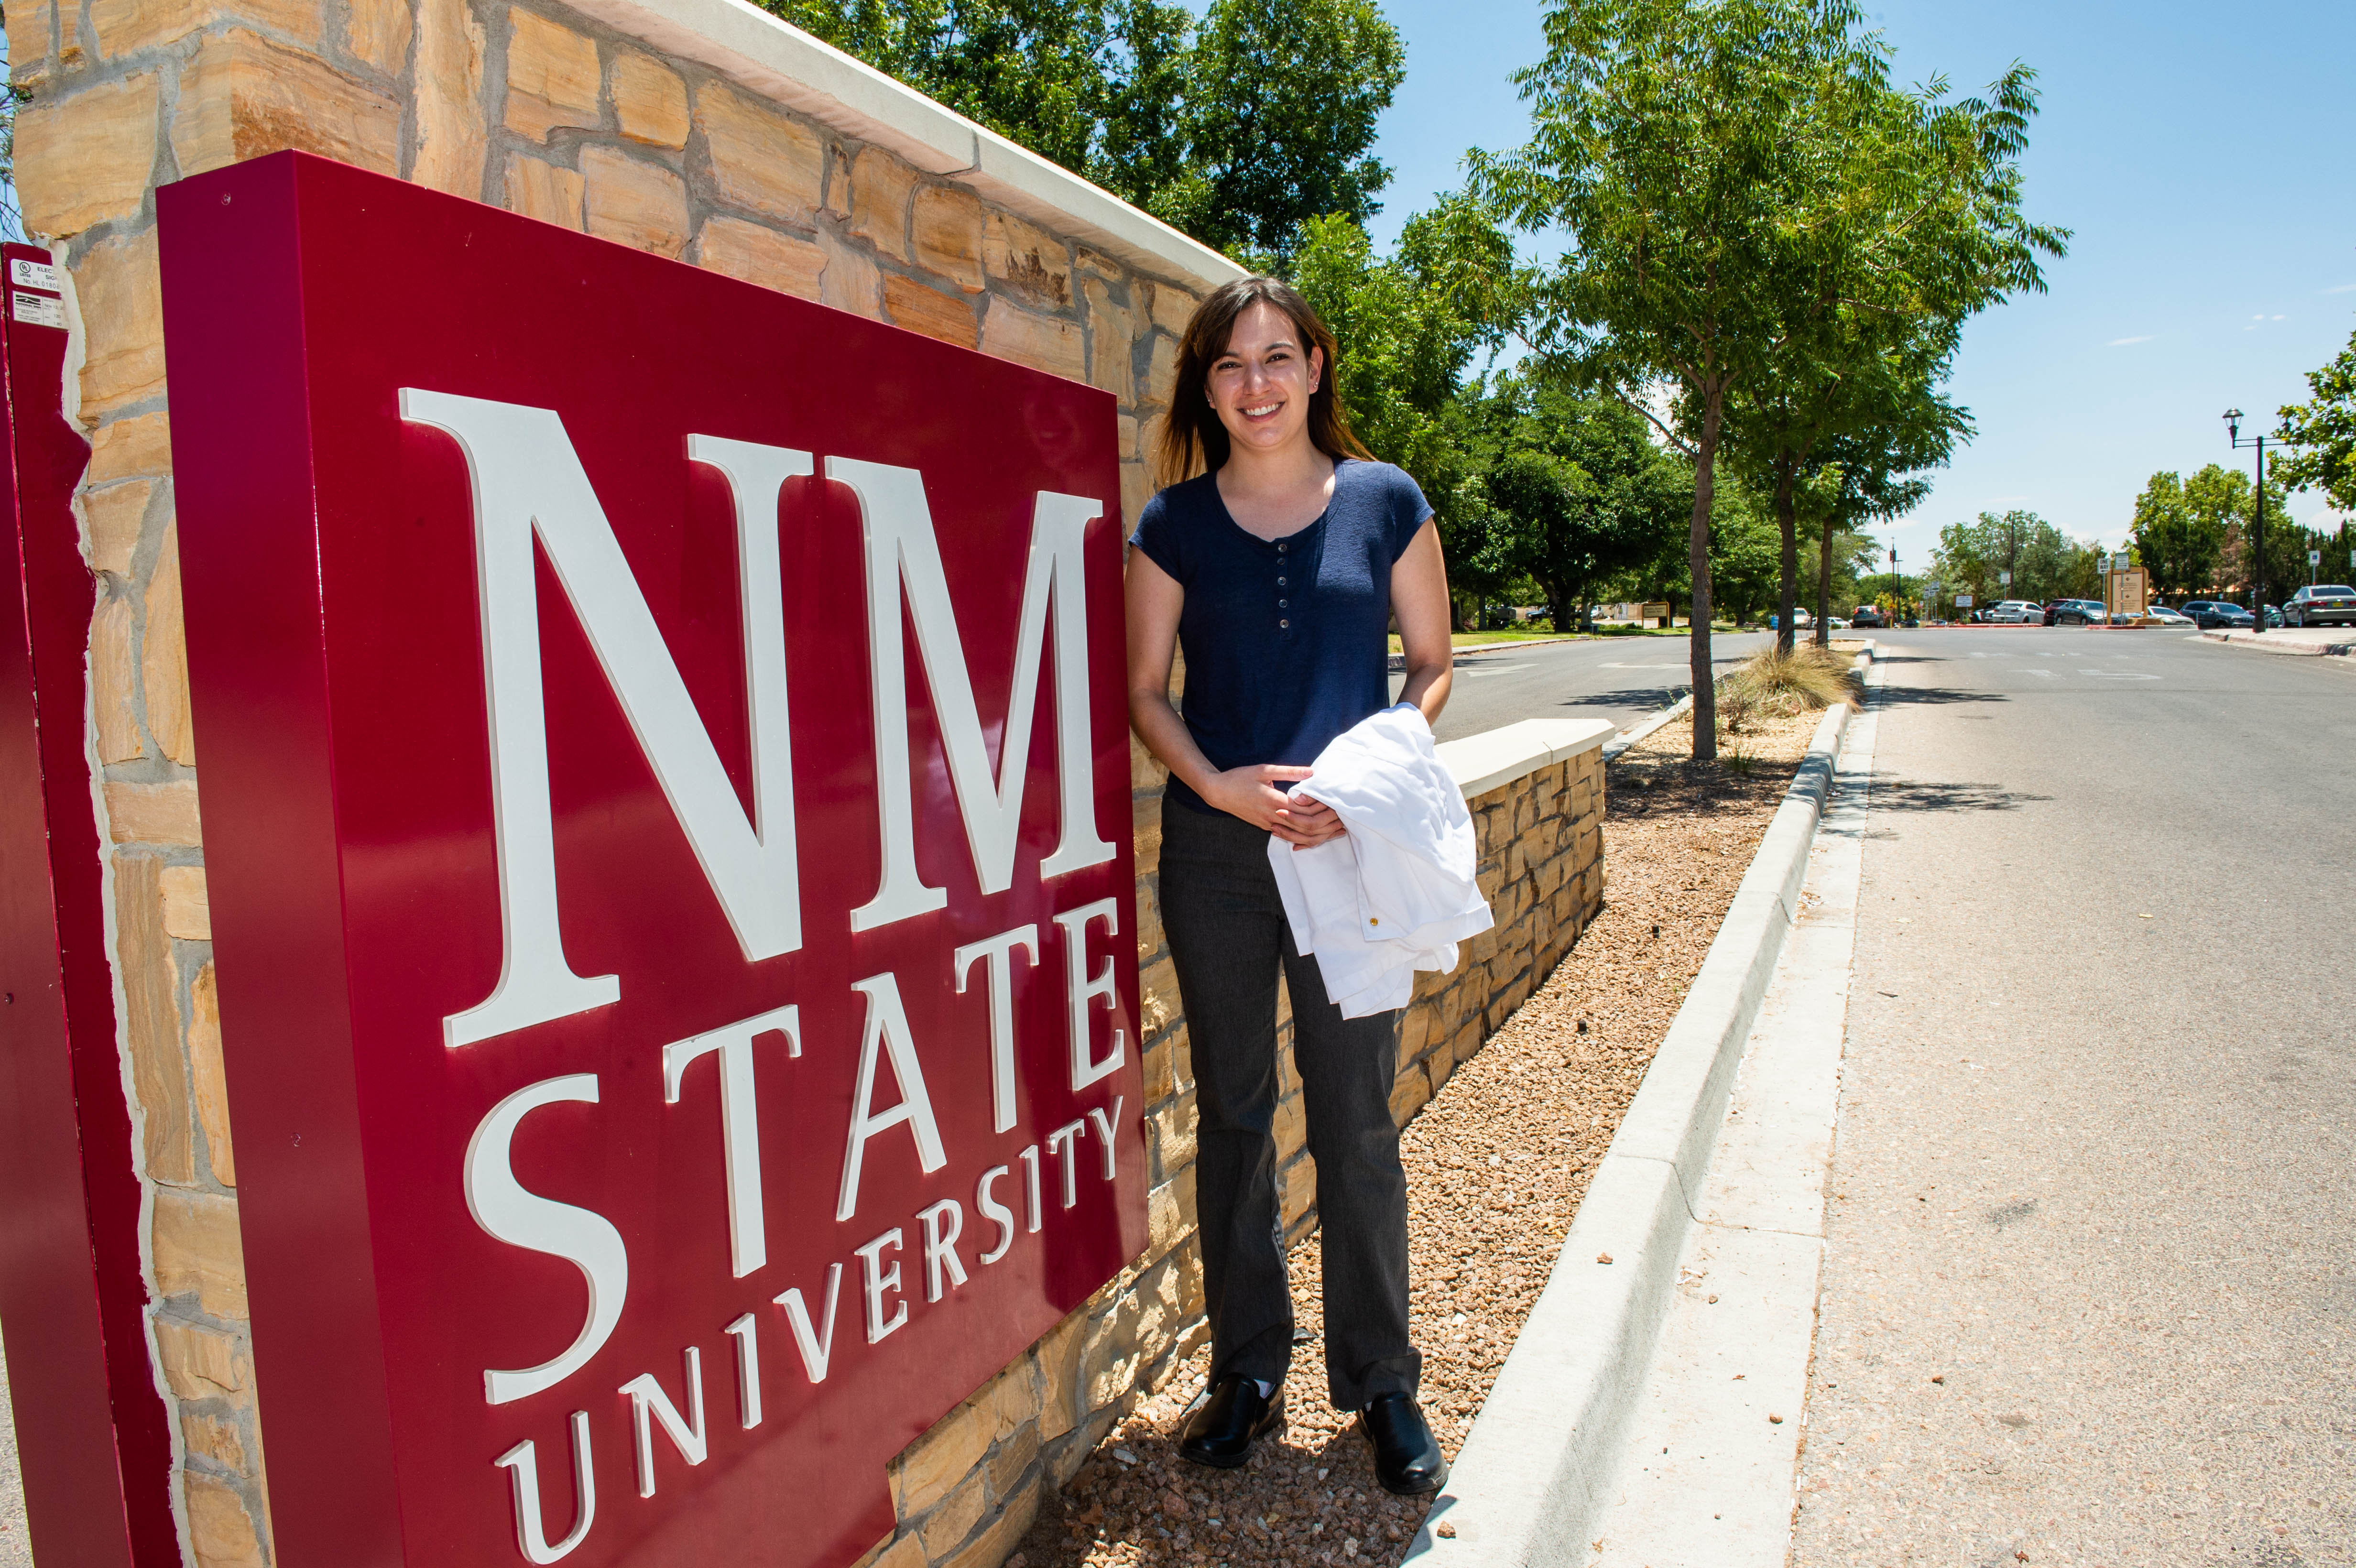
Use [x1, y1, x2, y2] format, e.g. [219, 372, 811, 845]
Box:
[1200, 765, 1348, 847]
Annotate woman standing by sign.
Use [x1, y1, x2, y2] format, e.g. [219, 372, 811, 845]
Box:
[1124, 277, 1455, 1494]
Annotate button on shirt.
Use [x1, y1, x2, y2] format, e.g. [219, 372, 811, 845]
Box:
[1131, 459, 1433, 813]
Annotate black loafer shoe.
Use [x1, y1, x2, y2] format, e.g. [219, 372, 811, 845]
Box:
[1178, 1377, 1284, 1469]
[1361, 1394, 1448, 1496]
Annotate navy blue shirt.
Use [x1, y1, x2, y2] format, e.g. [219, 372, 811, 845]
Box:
[1131, 458, 1433, 814]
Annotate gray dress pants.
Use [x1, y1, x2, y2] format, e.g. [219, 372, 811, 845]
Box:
[1158, 794, 1421, 1411]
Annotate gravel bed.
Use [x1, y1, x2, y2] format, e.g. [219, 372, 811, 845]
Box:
[1012, 705, 1827, 1568]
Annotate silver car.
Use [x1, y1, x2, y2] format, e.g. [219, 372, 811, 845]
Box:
[1987, 599, 2044, 624]
[2284, 585, 2356, 627]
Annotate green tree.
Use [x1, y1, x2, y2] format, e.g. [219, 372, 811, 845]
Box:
[771, 0, 1404, 262]
[1800, 392, 1959, 638]
[1471, 0, 1869, 756]
[1290, 197, 1522, 622]
[1465, 378, 1690, 631]
[2129, 469, 2226, 598]
[2274, 326, 2356, 514]
[1931, 509, 2094, 608]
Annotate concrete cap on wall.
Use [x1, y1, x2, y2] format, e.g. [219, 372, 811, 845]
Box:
[564, 0, 1250, 293]
[1437, 717, 1616, 800]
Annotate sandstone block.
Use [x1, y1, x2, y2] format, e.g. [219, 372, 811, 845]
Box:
[154, 1318, 245, 1396]
[503, 7, 600, 141]
[1138, 954, 1178, 1025]
[1147, 1087, 1195, 1179]
[161, 864, 211, 940]
[846, 146, 916, 261]
[1389, 1065, 1430, 1126]
[84, 480, 152, 576]
[984, 209, 1069, 308]
[4, 0, 51, 77]
[981, 301, 1083, 381]
[1142, 1035, 1175, 1105]
[893, 1387, 997, 1518]
[699, 86, 823, 227]
[154, 1189, 247, 1318]
[1271, 1087, 1305, 1161]
[75, 229, 164, 416]
[413, 0, 487, 196]
[91, 597, 143, 763]
[882, 272, 975, 348]
[189, 962, 235, 1185]
[181, 1410, 250, 1474]
[1141, 333, 1178, 405]
[914, 1470, 986, 1560]
[1147, 283, 1197, 338]
[143, 524, 195, 763]
[1145, 1165, 1195, 1261]
[818, 227, 881, 318]
[92, 0, 322, 56]
[910, 185, 985, 293]
[937, 1472, 1038, 1568]
[1117, 413, 1140, 460]
[346, 0, 412, 74]
[1131, 792, 1162, 876]
[173, 29, 400, 179]
[1079, 1293, 1142, 1411]
[1082, 278, 1134, 402]
[610, 51, 687, 148]
[859, 1534, 923, 1568]
[1279, 1151, 1316, 1229]
[87, 410, 172, 487]
[183, 1473, 266, 1568]
[504, 153, 583, 229]
[697, 217, 824, 300]
[822, 146, 851, 218]
[104, 780, 203, 844]
[1033, 1306, 1087, 1441]
[15, 72, 158, 237]
[580, 146, 688, 259]
[983, 1418, 1039, 1500]
[116, 854, 193, 1182]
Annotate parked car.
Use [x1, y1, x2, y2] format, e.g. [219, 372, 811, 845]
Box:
[2142, 603, 2194, 627]
[2046, 599, 2108, 626]
[1828, 617, 1850, 630]
[1986, 599, 2044, 624]
[2284, 586, 2356, 626]
[2181, 599, 2255, 629]
[1852, 605, 1886, 629]
[2264, 604, 2284, 628]
[1767, 610, 1815, 631]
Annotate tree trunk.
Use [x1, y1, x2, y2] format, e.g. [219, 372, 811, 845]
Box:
[1774, 455, 1799, 657]
[1814, 514, 1834, 648]
[1689, 388, 1722, 762]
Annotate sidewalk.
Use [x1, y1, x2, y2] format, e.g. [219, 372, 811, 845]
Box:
[2197, 625, 2356, 656]
[1585, 658, 1878, 1567]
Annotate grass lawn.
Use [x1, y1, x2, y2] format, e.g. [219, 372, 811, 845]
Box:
[1387, 624, 1740, 653]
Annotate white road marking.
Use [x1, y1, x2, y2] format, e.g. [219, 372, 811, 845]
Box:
[2084, 670, 2160, 680]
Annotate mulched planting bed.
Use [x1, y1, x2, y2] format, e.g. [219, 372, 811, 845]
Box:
[1012, 705, 1827, 1568]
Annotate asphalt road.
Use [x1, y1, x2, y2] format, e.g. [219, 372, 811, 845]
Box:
[1393, 630, 1771, 743]
[1790, 629, 2356, 1566]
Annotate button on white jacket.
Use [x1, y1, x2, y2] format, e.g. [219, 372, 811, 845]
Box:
[1266, 704, 1494, 1019]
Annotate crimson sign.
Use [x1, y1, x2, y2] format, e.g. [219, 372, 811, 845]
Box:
[160, 153, 1145, 1568]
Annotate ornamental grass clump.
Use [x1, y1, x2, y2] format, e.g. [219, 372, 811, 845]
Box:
[1717, 645, 1854, 733]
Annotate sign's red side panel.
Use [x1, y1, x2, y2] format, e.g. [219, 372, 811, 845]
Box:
[165, 152, 1145, 1568]
[0, 244, 177, 1565]
[159, 161, 410, 1568]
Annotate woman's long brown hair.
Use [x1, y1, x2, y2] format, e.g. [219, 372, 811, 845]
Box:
[1153, 275, 1374, 489]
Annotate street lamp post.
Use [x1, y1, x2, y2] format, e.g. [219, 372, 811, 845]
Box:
[2224, 409, 2273, 634]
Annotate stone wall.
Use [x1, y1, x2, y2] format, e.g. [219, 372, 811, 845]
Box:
[3, 0, 1608, 1563]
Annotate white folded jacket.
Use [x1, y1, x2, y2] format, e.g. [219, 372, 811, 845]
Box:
[1266, 704, 1494, 1018]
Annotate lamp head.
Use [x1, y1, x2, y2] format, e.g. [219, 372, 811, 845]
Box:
[2224, 407, 2243, 443]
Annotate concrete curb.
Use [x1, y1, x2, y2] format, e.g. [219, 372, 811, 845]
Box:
[2196, 629, 2356, 657]
[1406, 644, 1877, 1566]
[1601, 689, 1694, 763]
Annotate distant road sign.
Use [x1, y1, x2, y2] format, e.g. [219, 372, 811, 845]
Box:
[1954, 593, 1975, 609]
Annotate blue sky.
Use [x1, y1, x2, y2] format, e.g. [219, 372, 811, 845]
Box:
[1359, 0, 2356, 565]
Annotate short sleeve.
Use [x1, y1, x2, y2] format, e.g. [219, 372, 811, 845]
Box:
[1129, 489, 1184, 582]
[1386, 465, 1434, 562]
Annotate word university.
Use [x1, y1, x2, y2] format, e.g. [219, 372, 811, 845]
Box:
[160, 154, 1146, 1568]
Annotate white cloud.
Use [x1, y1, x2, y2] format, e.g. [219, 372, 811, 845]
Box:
[2106, 334, 2153, 346]
[2325, 283, 2356, 294]
[2273, 314, 2287, 321]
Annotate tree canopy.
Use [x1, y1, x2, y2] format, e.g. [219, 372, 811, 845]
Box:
[771, 0, 1405, 261]
[1469, 0, 2062, 756]
[2273, 326, 2356, 515]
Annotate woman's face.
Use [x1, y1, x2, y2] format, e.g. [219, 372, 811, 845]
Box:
[1206, 301, 1324, 459]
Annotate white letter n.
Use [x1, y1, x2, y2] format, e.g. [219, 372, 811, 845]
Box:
[402, 392, 809, 1047]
